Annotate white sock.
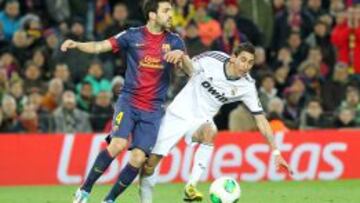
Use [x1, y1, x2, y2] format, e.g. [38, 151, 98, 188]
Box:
[139, 167, 159, 203]
[187, 144, 214, 186]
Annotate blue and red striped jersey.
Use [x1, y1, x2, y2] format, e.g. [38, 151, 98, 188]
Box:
[108, 26, 185, 112]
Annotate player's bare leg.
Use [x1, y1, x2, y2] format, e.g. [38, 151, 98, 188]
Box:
[139, 154, 163, 203]
[73, 137, 128, 203]
[184, 122, 217, 202]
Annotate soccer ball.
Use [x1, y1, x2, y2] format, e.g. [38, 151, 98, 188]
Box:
[209, 177, 241, 203]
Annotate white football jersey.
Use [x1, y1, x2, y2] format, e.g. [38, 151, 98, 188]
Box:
[167, 51, 263, 120]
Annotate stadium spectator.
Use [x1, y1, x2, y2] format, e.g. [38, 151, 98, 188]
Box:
[57, 18, 93, 83]
[305, 20, 336, 69]
[53, 63, 75, 91]
[266, 97, 289, 132]
[299, 98, 330, 129]
[251, 46, 272, 80]
[211, 16, 247, 54]
[338, 87, 360, 125]
[258, 74, 278, 112]
[0, 69, 9, 102]
[271, 46, 294, 72]
[103, 3, 135, 38]
[272, 0, 286, 15]
[53, 91, 92, 133]
[19, 13, 43, 47]
[333, 107, 357, 128]
[0, 0, 21, 40]
[94, 0, 112, 35]
[41, 78, 64, 112]
[172, 0, 196, 34]
[90, 90, 113, 132]
[43, 28, 61, 68]
[17, 102, 42, 132]
[282, 78, 306, 129]
[238, 0, 273, 47]
[321, 62, 350, 111]
[298, 61, 323, 97]
[44, 0, 71, 24]
[23, 61, 45, 94]
[9, 30, 33, 66]
[286, 31, 310, 72]
[273, 64, 291, 95]
[331, 6, 360, 74]
[0, 94, 20, 132]
[110, 75, 124, 102]
[76, 81, 93, 112]
[0, 51, 19, 79]
[271, 0, 313, 51]
[31, 49, 50, 78]
[224, 1, 263, 47]
[76, 60, 111, 96]
[207, 0, 227, 21]
[305, 0, 327, 21]
[193, 1, 222, 46]
[183, 21, 209, 57]
[28, 91, 51, 131]
[304, 46, 330, 78]
[9, 80, 26, 113]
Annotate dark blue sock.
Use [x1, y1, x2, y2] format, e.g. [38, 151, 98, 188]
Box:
[81, 149, 114, 192]
[104, 163, 140, 201]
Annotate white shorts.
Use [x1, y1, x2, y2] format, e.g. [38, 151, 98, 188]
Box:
[151, 111, 215, 156]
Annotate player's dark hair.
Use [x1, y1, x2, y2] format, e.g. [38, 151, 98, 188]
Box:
[142, 0, 173, 21]
[233, 42, 255, 56]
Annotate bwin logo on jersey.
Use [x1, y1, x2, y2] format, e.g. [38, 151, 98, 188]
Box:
[201, 81, 228, 102]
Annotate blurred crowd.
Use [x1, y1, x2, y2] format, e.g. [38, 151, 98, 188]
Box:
[0, 0, 359, 133]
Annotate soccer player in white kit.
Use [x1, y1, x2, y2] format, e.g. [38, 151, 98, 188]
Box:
[139, 43, 292, 202]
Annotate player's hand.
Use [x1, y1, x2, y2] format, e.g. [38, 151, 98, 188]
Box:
[275, 154, 293, 175]
[60, 39, 78, 52]
[164, 50, 185, 64]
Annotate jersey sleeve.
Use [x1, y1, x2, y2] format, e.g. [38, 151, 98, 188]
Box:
[191, 55, 205, 75]
[242, 84, 264, 114]
[172, 35, 186, 51]
[107, 30, 130, 53]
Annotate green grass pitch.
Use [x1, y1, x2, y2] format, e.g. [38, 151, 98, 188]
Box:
[0, 180, 359, 203]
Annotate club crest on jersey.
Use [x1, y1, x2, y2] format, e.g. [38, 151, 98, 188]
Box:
[162, 43, 171, 53]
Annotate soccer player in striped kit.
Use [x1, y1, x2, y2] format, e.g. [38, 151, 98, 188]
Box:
[61, 1, 185, 202]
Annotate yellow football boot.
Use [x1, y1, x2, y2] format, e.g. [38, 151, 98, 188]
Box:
[183, 184, 203, 202]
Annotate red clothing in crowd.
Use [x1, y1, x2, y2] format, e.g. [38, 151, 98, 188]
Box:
[331, 21, 360, 73]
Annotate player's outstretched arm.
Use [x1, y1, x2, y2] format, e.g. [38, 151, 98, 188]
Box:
[60, 39, 112, 54]
[164, 50, 194, 76]
[254, 114, 293, 175]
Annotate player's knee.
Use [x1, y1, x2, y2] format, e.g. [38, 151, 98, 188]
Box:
[142, 163, 155, 176]
[142, 154, 162, 176]
[129, 149, 147, 168]
[107, 138, 127, 157]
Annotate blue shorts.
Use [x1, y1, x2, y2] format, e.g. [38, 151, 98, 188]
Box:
[108, 97, 164, 155]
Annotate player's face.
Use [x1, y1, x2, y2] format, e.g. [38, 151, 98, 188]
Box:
[231, 51, 255, 77]
[155, 2, 173, 29]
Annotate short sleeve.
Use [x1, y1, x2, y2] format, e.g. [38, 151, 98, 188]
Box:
[107, 30, 130, 53]
[171, 35, 186, 52]
[242, 84, 264, 114]
[191, 55, 205, 75]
